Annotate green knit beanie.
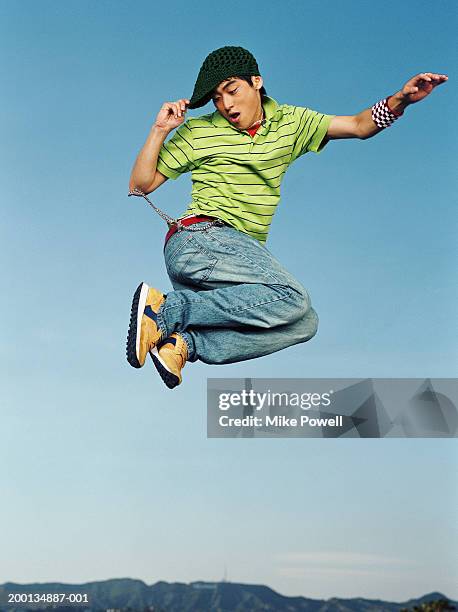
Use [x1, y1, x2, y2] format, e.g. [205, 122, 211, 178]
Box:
[188, 46, 261, 109]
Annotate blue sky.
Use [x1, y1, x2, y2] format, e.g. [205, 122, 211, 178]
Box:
[1, 0, 457, 601]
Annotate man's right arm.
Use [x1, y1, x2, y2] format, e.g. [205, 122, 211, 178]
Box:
[129, 98, 190, 194]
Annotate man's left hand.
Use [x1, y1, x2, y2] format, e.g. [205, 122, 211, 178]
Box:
[326, 71, 448, 140]
[399, 72, 448, 105]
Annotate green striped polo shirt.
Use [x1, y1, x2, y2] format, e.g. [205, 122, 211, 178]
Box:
[156, 96, 334, 244]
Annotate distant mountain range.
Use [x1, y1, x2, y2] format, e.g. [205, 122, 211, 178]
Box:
[0, 579, 455, 612]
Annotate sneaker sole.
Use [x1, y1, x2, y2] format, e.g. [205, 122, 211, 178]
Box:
[150, 347, 180, 389]
[126, 282, 149, 368]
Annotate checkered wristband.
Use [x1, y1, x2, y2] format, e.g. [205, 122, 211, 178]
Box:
[371, 96, 404, 129]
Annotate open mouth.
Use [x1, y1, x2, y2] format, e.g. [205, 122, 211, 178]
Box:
[228, 112, 240, 123]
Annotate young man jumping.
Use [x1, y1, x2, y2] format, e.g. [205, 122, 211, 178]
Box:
[126, 46, 447, 389]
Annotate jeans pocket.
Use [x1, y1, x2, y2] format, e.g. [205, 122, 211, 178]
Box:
[165, 233, 218, 285]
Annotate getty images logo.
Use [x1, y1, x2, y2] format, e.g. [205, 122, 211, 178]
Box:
[218, 389, 334, 411]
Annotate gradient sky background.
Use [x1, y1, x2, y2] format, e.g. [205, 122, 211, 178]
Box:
[1, 0, 457, 602]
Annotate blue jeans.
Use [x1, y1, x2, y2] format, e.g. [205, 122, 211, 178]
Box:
[155, 222, 319, 364]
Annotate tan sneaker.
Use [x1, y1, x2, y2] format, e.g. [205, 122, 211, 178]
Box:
[126, 282, 165, 368]
[150, 332, 188, 389]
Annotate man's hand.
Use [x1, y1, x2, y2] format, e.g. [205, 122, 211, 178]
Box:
[129, 98, 189, 194]
[389, 73, 448, 112]
[326, 72, 448, 141]
[154, 98, 190, 132]
[400, 72, 448, 104]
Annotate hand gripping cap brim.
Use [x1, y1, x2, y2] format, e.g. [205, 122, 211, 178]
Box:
[188, 46, 260, 109]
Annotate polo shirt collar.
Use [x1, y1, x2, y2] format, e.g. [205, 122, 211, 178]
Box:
[210, 96, 279, 130]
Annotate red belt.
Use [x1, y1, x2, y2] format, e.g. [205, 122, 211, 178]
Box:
[164, 215, 219, 247]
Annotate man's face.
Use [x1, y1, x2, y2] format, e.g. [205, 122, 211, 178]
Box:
[212, 76, 264, 130]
